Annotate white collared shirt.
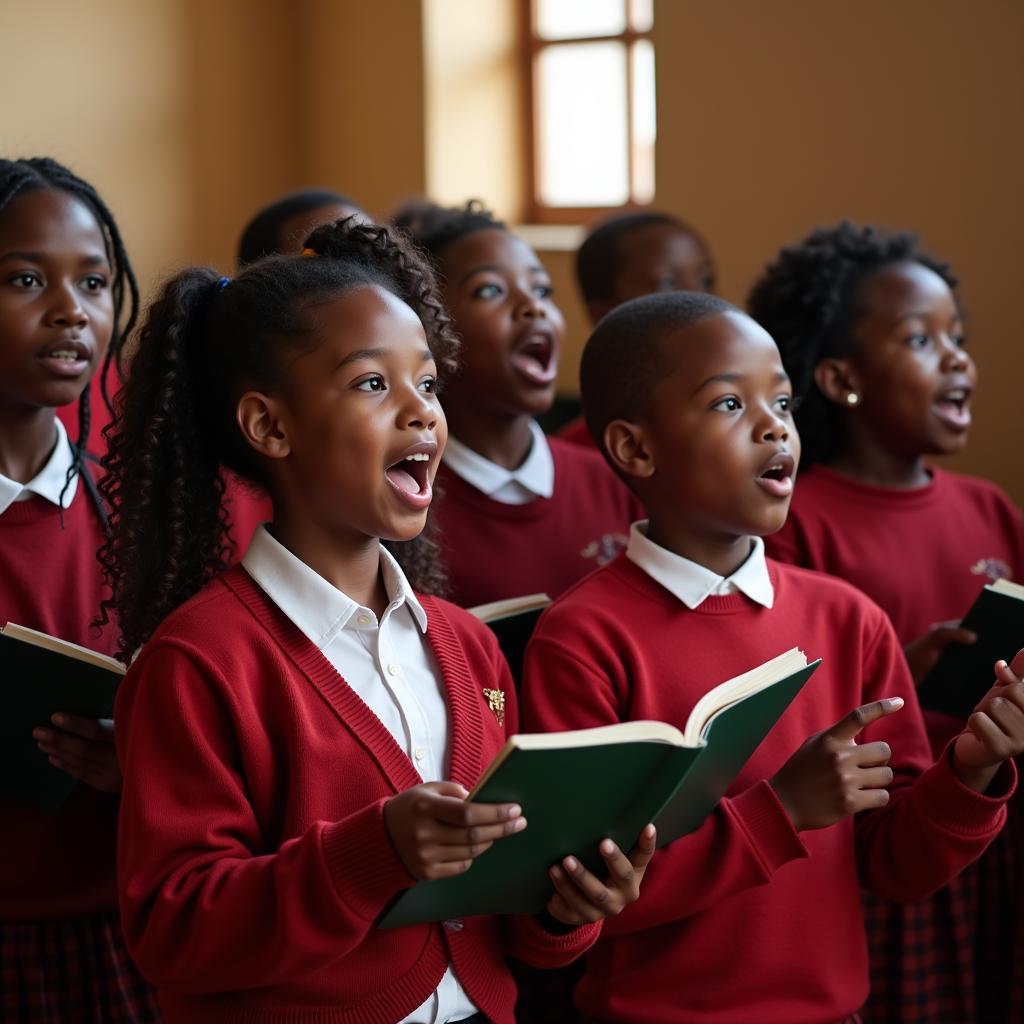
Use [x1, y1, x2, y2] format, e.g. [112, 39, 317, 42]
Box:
[626, 520, 775, 610]
[442, 419, 554, 505]
[241, 526, 477, 1024]
[0, 419, 78, 517]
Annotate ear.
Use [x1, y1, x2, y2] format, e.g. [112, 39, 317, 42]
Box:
[813, 357, 862, 408]
[236, 391, 291, 460]
[604, 419, 656, 480]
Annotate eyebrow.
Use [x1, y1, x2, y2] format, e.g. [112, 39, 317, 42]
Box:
[338, 346, 435, 368]
[457, 263, 547, 286]
[889, 309, 962, 328]
[693, 370, 789, 394]
[0, 250, 109, 267]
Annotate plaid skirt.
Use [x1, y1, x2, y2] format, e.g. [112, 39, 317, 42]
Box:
[0, 909, 160, 1023]
[862, 783, 1024, 1023]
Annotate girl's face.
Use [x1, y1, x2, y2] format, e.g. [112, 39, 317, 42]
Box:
[256, 284, 447, 543]
[0, 189, 114, 413]
[844, 260, 976, 458]
[439, 228, 564, 419]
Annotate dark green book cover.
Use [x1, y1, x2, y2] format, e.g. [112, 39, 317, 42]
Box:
[378, 655, 819, 928]
[0, 626, 123, 811]
[918, 581, 1024, 720]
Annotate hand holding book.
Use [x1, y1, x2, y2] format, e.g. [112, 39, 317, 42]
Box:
[32, 712, 121, 794]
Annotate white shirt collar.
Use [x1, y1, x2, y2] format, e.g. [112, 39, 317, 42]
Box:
[0, 418, 79, 516]
[626, 520, 774, 610]
[241, 524, 428, 649]
[442, 419, 554, 504]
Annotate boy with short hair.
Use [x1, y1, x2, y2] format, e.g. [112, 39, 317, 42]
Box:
[560, 211, 715, 447]
[522, 291, 1024, 1023]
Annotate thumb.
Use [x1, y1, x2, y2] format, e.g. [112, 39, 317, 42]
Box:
[430, 780, 470, 799]
[929, 625, 977, 646]
[827, 697, 905, 743]
[1009, 648, 1024, 679]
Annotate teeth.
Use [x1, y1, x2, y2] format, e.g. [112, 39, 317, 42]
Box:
[942, 390, 966, 402]
[404, 453, 430, 462]
[49, 350, 80, 360]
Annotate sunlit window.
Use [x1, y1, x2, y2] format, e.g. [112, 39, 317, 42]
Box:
[528, 0, 655, 221]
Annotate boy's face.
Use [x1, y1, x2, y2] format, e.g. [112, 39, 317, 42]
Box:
[844, 261, 976, 458]
[440, 228, 564, 419]
[591, 223, 715, 323]
[634, 312, 799, 546]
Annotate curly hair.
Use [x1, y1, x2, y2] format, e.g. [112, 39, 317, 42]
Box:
[747, 221, 956, 469]
[100, 219, 460, 659]
[391, 199, 506, 271]
[0, 157, 139, 505]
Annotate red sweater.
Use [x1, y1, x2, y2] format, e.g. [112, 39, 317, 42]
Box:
[522, 555, 1014, 1024]
[766, 465, 1024, 646]
[115, 566, 598, 1024]
[433, 437, 643, 607]
[556, 414, 594, 449]
[1, 484, 120, 920]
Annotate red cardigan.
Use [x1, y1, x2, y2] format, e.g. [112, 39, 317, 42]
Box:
[115, 566, 598, 1024]
[522, 555, 1015, 1024]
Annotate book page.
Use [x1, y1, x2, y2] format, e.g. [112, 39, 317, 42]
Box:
[991, 578, 1024, 601]
[2, 622, 125, 675]
[468, 593, 552, 623]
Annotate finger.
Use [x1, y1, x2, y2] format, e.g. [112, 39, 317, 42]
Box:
[827, 698, 904, 743]
[49, 714, 115, 742]
[994, 659, 1023, 687]
[930, 626, 977, 646]
[853, 740, 892, 767]
[428, 780, 471, 799]
[431, 796, 524, 829]
[544, 891, 579, 927]
[855, 766, 895, 790]
[598, 838, 644, 892]
[433, 816, 527, 849]
[33, 729, 110, 763]
[984, 694, 1024, 738]
[964, 711, 1014, 762]
[626, 824, 657, 870]
[47, 755, 119, 792]
[990, 680, 1024, 714]
[557, 854, 619, 909]
[548, 863, 604, 924]
[1009, 648, 1024, 678]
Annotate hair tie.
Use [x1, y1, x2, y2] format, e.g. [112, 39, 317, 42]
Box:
[300, 247, 317, 258]
[217, 276, 231, 290]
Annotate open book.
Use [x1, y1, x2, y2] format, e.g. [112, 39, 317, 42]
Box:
[1, 622, 124, 810]
[468, 593, 551, 688]
[918, 578, 1024, 719]
[379, 648, 820, 927]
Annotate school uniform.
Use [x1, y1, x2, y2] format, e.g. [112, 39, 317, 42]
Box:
[554, 414, 593, 449]
[521, 523, 1015, 1024]
[767, 464, 1024, 1022]
[115, 526, 598, 1024]
[434, 422, 642, 607]
[0, 419, 158, 1022]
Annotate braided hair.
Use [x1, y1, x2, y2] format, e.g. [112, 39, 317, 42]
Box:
[391, 199, 506, 270]
[100, 219, 460, 659]
[747, 221, 956, 469]
[0, 157, 139, 505]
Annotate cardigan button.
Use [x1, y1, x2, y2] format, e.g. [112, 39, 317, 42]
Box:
[443, 918, 464, 932]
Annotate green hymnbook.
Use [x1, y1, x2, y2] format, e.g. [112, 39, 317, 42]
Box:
[0, 622, 124, 811]
[379, 647, 820, 928]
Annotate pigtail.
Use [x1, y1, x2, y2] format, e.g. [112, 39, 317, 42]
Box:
[747, 221, 957, 470]
[98, 269, 232, 660]
[305, 219, 461, 596]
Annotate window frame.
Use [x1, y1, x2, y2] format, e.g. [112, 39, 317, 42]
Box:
[522, 0, 655, 224]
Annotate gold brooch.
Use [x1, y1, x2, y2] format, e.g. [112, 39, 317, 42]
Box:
[482, 688, 505, 726]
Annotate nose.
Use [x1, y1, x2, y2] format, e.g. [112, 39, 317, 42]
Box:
[941, 338, 971, 372]
[515, 287, 547, 321]
[45, 282, 88, 330]
[758, 406, 789, 444]
[401, 384, 438, 430]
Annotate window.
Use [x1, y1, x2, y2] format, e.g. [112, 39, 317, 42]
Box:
[526, 0, 655, 223]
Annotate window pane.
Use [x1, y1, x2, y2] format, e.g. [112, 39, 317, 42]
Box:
[536, 42, 629, 207]
[631, 39, 656, 203]
[535, 0, 626, 41]
[629, 0, 653, 33]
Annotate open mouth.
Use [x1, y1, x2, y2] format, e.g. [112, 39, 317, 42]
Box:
[385, 449, 434, 510]
[510, 330, 557, 386]
[37, 338, 93, 378]
[756, 452, 795, 498]
[933, 387, 972, 431]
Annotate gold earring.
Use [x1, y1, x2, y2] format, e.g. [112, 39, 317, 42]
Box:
[845, 392, 860, 407]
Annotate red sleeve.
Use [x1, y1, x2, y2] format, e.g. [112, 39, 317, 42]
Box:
[853, 612, 1016, 900]
[115, 643, 415, 994]
[521, 634, 808, 936]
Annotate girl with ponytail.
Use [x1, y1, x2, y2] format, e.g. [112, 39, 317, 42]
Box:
[0, 157, 157, 1021]
[105, 219, 653, 1023]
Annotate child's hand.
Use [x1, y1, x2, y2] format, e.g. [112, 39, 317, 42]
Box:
[904, 621, 977, 685]
[32, 714, 121, 793]
[384, 781, 527, 880]
[545, 823, 657, 926]
[770, 698, 904, 831]
[952, 652, 1024, 792]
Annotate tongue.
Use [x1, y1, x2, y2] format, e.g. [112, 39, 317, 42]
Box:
[386, 465, 420, 495]
[511, 351, 554, 384]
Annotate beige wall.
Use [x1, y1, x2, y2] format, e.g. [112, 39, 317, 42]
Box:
[2, 0, 1021, 501]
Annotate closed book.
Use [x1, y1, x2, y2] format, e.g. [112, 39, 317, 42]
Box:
[0, 622, 124, 810]
[468, 593, 551, 688]
[379, 648, 820, 928]
[918, 578, 1024, 719]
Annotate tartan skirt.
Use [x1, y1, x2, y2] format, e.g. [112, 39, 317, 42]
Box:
[0, 909, 160, 1023]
